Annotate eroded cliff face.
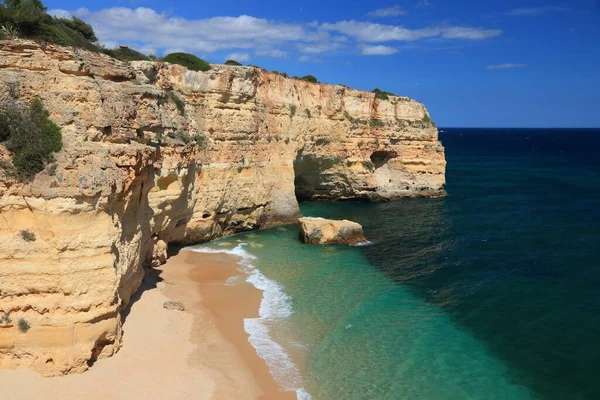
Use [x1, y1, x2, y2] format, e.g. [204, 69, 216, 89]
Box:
[0, 40, 445, 375]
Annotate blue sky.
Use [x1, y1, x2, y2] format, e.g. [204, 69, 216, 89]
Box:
[46, 0, 600, 127]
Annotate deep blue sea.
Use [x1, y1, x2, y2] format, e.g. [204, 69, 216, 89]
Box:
[193, 128, 600, 399]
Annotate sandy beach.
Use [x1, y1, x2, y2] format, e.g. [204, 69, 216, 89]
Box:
[0, 249, 296, 400]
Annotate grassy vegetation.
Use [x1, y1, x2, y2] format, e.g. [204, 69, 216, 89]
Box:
[163, 52, 210, 72]
[370, 117, 385, 128]
[158, 90, 185, 115]
[0, 97, 62, 181]
[344, 110, 367, 125]
[289, 104, 297, 117]
[373, 88, 395, 101]
[224, 59, 242, 66]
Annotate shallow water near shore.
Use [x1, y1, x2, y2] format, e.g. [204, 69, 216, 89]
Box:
[192, 128, 600, 400]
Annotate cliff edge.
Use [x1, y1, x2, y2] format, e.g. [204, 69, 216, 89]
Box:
[0, 39, 445, 375]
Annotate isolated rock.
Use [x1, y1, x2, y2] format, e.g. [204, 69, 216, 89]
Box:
[163, 301, 185, 311]
[298, 217, 368, 245]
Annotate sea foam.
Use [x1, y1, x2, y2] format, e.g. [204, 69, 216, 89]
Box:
[188, 243, 311, 399]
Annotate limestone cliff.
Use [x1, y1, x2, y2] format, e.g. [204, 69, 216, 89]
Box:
[0, 39, 446, 375]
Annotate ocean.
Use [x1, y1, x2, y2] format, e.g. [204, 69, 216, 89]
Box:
[191, 128, 600, 400]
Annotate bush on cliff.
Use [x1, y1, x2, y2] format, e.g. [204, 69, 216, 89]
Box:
[18, 318, 30, 332]
[225, 59, 242, 66]
[99, 46, 150, 61]
[301, 75, 319, 84]
[0, 0, 97, 48]
[60, 16, 96, 41]
[0, 97, 62, 180]
[0, 1, 154, 60]
[163, 52, 211, 72]
[373, 88, 394, 101]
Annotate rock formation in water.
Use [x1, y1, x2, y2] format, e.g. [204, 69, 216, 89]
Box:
[298, 217, 368, 245]
[0, 39, 446, 375]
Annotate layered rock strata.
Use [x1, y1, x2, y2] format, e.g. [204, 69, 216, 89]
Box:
[0, 39, 446, 375]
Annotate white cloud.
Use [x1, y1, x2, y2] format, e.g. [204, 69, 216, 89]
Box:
[507, 6, 566, 16]
[367, 6, 407, 18]
[321, 21, 501, 42]
[298, 55, 321, 62]
[62, 7, 321, 53]
[486, 63, 527, 70]
[416, 0, 433, 7]
[360, 45, 398, 55]
[47, 6, 502, 60]
[296, 42, 344, 54]
[255, 48, 289, 58]
[138, 45, 158, 56]
[225, 52, 251, 62]
[48, 9, 72, 19]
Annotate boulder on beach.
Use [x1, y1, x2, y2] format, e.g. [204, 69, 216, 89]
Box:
[298, 217, 368, 245]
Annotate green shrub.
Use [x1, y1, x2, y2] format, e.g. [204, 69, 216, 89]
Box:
[163, 52, 210, 72]
[193, 133, 207, 147]
[289, 104, 297, 117]
[0, 97, 62, 181]
[0, 312, 11, 326]
[18, 318, 30, 333]
[158, 90, 185, 115]
[363, 160, 375, 170]
[59, 16, 96, 41]
[344, 111, 367, 125]
[0, 1, 159, 61]
[272, 70, 289, 78]
[19, 229, 36, 241]
[370, 117, 385, 128]
[0, 1, 99, 48]
[225, 59, 242, 66]
[1, 0, 45, 35]
[47, 162, 57, 175]
[168, 131, 191, 145]
[301, 75, 319, 84]
[0, 21, 20, 38]
[373, 88, 394, 101]
[422, 114, 432, 124]
[100, 46, 150, 61]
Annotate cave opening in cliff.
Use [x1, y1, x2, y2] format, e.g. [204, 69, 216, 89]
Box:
[370, 150, 398, 169]
[293, 151, 332, 201]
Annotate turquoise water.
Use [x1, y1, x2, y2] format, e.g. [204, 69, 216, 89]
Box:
[194, 129, 600, 400]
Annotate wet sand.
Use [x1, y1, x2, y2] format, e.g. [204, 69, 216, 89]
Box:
[0, 249, 296, 399]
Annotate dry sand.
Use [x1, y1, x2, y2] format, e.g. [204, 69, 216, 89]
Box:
[0, 249, 296, 399]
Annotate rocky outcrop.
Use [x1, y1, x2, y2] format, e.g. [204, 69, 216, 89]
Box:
[298, 217, 368, 245]
[0, 39, 446, 375]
